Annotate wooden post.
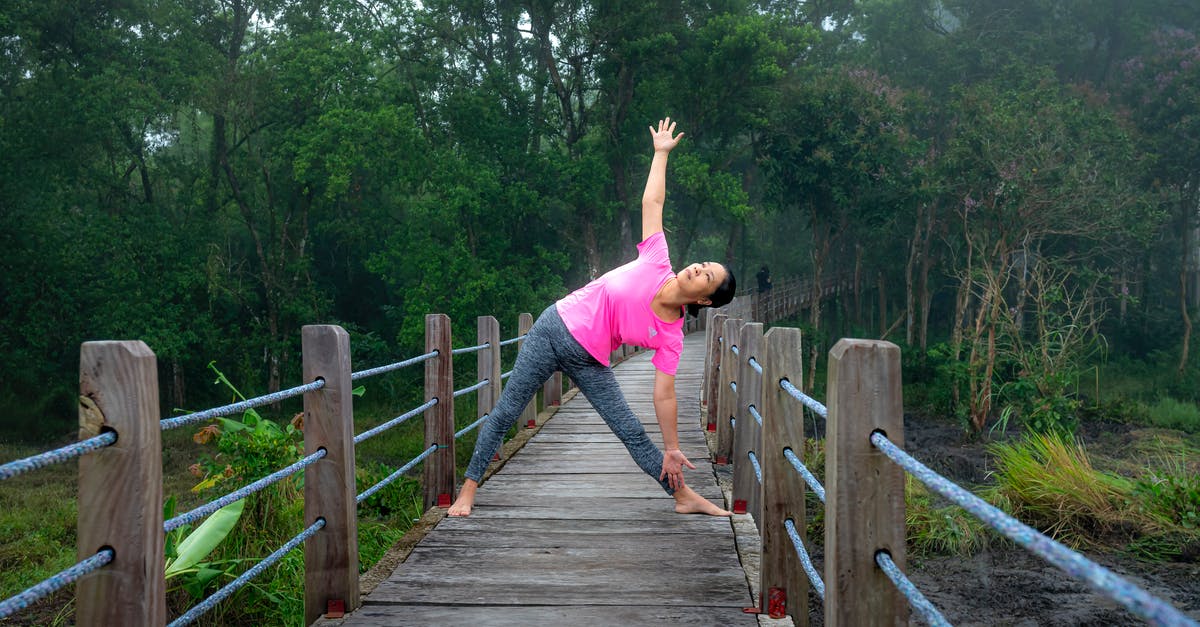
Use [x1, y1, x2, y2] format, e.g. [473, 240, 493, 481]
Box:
[543, 371, 562, 407]
[302, 325, 359, 624]
[478, 316, 501, 461]
[77, 341, 165, 627]
[714, 317, 742, 465]
[760, 327, 807, 624]
[732, 323, 764, 521]
[825, 339, 906, 627]
[424, 314, 455, 509]
[518, 312, 537, 428]
[703, 312, 728, 416]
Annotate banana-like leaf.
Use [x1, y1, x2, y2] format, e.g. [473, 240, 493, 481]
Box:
[165, 499, 245, 578]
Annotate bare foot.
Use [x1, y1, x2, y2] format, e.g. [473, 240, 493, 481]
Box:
[673, 484, 732, 516]
[448, 480, 478, 517]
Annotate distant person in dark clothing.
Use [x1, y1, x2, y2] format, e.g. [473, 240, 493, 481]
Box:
[757, 265, 772, 293]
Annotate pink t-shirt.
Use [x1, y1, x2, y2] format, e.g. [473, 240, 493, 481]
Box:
[556, 232, 685, 375]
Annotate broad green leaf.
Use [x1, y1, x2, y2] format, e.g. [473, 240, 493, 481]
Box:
[165, 499, 245, 578]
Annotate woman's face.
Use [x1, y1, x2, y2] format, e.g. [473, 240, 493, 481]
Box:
[676, 261, 727, 301]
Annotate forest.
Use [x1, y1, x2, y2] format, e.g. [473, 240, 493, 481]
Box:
[1, 1, 1198, 448]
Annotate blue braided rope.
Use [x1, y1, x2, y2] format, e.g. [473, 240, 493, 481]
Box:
[784, 518, 825, 600]
[748, 404, 763, 427]
[718, 335, 724, 344]
[0, 549, 114, 619]
[357, 445, 438, 503]
[499, 335, 525, 347]
[164, 450, 326, 533]
[748, 450, 762, 483]
[168, 519, 325, 627]
[749, 356, 763, 375]
[0, 432, 117, 481]
[876, 551, 950, 627]
[354, 399, 438, 445]
[784, 448, 826, 503]
[870, 432, 1198, 627]
[731, 344, 740, 356]
[351, 350, 439, 381]
[161, 380, 325, 431]
[780, 379, 828, 418]
[501, 370, 513, 381]
[455, 415, 490, 439]
[453, 379, 490, 398]
[730, 380, 737, 393]
[451, 342, 490, 356]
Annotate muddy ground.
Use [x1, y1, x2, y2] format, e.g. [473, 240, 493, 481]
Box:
[799, 414, 1200, 626]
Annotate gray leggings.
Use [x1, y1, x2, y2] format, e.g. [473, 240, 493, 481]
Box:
[464, 305, 673, 495]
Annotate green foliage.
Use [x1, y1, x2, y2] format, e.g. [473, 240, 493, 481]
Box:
[906, 476, 990, 557]
[164, 497, 246, 599]
[1143, 398, 1200, 433]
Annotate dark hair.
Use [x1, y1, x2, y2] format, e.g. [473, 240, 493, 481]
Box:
[686, 269, 736, 318]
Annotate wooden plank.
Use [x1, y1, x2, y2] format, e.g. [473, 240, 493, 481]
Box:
[423, 518, 732, 542]
[760, 327, 808, 624]
[368, 546, 749, 606]
[825, 339, 906, 627]
[302, 325, 360, 623]
[342, 604, 757, 626]
[478, 316, 501, 460]
[77, 341, 165, 627]
[731, 322, 763, 520]
[423, 314, 454, 509]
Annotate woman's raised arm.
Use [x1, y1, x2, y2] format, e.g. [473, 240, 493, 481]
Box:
[642, 118, 684, 241]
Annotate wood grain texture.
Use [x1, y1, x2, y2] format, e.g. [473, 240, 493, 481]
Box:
[759, 327, 808, 625]
[518, 312, 537, 428]
[704, 313, 727, 432]
[732, 322, 763, 522]
[338, 333, 754, 625]
[477, 316, 501, 460]
[714, 318, 742, 464]
[77, 341, 165, 627]
[423, 314, 455, 509]
[302, 325, 360, 624]
[825, 339, 906, 627]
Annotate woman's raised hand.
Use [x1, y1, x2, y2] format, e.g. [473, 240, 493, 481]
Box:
[648, 117, 684, 153]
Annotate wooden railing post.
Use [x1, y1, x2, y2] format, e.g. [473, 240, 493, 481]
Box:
[702, 312, 727, 417]
[478, 316, 501, 460]
[760, 327, 807, 624]
[301, 325, 359, 624]
[424, 314, 455, 509]
[714, 317, 742, 465]
[518, 312, 537, 428]
[77, 341, 165, 626]
[825, 339, 906, 627]
[731, 322, 763, 520]
[543, 371, 562, 407]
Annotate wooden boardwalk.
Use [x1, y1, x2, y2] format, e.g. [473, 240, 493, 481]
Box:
[338, 333, 755, 625]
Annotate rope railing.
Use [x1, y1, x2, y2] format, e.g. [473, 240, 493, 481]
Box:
[357, 444, 439, 504]
[783, 448, 825, 503]
[165, 449, 327, 533]
[780, 378, 827, 417]
[354, 399, 439, 445]
[869, 431, 1200, 627]
[0, 432, 117, 482]
[498, 334, 526, 347]
[784, 518, 825, 600]
[748, 356, 763, 374]
[168, 518, 326, 627]
[351, 350, 439, 381]
[455, 414, 490, 439]
[748, 404, 763, 427]
[160, 379, 326, 431]
[451, 342, 490, 356]
[747, 450, 762, 483]
[0, 549, 114, 620]
[876, 550, 950, 627]
[501, 370, 513, 380]
[452, 378, 490, 398]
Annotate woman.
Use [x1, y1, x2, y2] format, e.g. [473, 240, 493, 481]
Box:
[449, 118, 736, 517]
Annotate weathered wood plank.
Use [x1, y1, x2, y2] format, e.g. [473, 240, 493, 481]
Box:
[341, 604, 757, 626]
